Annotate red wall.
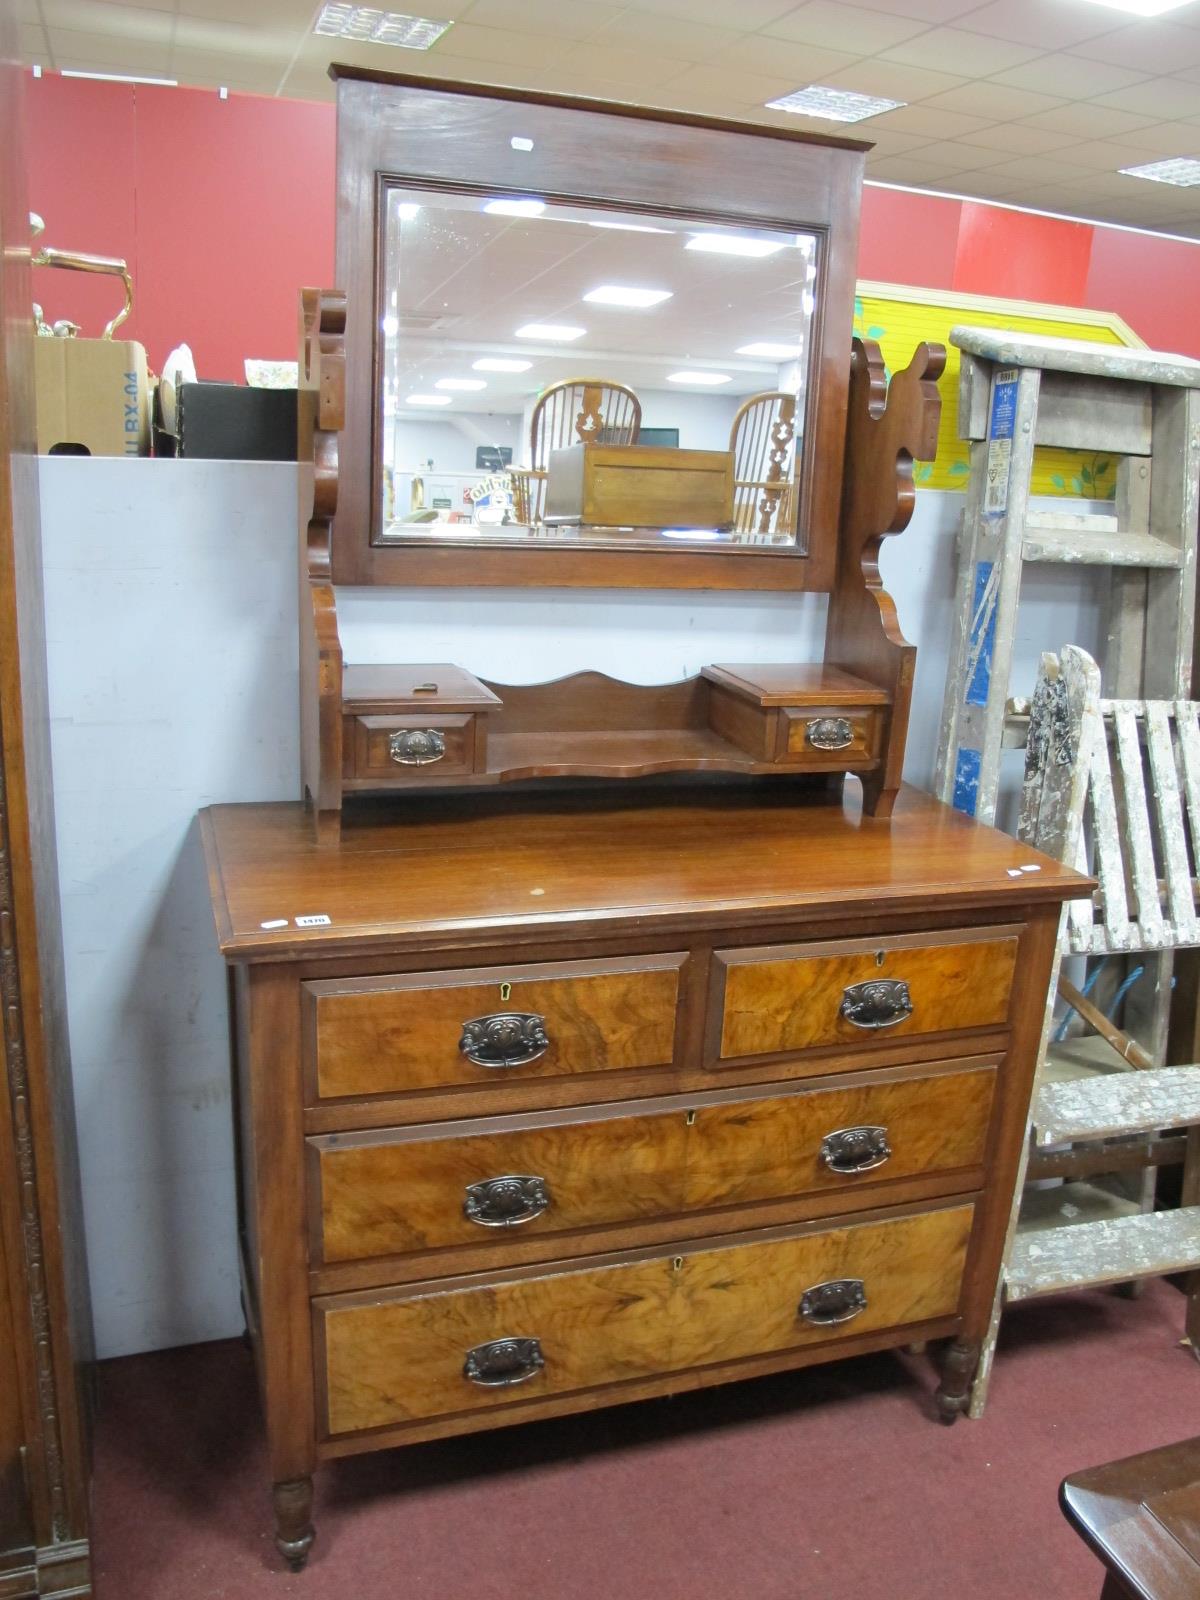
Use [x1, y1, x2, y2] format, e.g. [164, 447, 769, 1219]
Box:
[24, 73, 1200, 377]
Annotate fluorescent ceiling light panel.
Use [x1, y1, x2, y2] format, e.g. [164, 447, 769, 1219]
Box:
[484, 197, 545, 217]
[1120, 156, 1200, 185]
[1075, 0, 1194, 15]
[515, 323, 586, 341]
[587, 221, 672, 234]
[435, 377, 486, 391]
[405, 393, 452, 405]
[737, 341, 805, 359]
[61, 69, 177, 85]
[473, 357, 532, 371]
[668, 371, 732, 385]
[583, 285, 673, 308]
[687, 234, 789, 258]
[766, 85, 904, 122]
[313, 5, 452, 47]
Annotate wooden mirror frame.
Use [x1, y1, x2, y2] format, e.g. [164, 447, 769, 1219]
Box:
[331, 67, 868, 592]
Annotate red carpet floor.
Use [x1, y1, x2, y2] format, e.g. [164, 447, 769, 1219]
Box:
[94, 1279, 1198, 1599]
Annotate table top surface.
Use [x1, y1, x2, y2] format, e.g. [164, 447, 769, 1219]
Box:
[201, 782, 1087, 961]
[1061, 1437, 1200, 1600]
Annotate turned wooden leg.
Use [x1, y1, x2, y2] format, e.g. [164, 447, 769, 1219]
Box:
[273, 1477, 315, 1571]
[935, 1336, 980, 1425]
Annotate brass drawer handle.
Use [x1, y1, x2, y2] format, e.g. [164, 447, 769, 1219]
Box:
[463, 1337, 545, 1388]
[840, 979, 913, 1030]
[389, 728, 446, 765]
[805, 716, 855, 751]
[464, 1175, 550, 1228]
[459, 1012, 550, 1069]
[799, 1278, 867, 1327]
[820, 1125, 892, 1175]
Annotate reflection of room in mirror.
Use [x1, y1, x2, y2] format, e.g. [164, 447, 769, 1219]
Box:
[378, 186, 818, 550]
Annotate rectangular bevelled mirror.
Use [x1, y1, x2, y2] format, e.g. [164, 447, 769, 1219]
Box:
[378, 184, 820, 553]
[332, 69, 866, 589]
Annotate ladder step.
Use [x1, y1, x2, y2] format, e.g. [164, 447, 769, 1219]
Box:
[1021, 522, 1182, 568]
[1008, 1198, 1200, 1301]
[1033, 1064, 1200, 1145]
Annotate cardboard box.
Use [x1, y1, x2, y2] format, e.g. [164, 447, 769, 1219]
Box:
[175, 382, 296, 460]
[35, 337, 150, 457]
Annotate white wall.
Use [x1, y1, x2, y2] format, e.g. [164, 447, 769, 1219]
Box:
[39, 457, 1105, 1356]
[393, 412, 520, 473]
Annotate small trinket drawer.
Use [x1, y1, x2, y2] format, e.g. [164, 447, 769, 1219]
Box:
[201, 791, 1084, 1566]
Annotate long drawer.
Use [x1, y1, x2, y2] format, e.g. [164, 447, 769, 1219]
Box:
[317, 1203, 974, 1436]
[309, 1063, 996, 1265]
[304, 953, 686, 1101]
[710, 929, 1018, 1064]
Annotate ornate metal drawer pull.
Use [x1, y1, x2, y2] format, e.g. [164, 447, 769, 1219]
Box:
[464, 1175, 551, 1228]
[459, 1012, 550, 1069]
[463, 1337, 545, 1388]
[389, 728, 446, 765]
[805, 716, 855, 751]
[820, 1125, 892, 1175]
[839, 978, 913, 1030]
[799, 1278, 867, 1327]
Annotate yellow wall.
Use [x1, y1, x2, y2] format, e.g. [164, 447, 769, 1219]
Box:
[853, 288, 1137, 498]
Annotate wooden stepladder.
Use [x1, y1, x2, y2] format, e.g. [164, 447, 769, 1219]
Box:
[971, 645, 1200, 1414]
[935, 327, 1200, 826]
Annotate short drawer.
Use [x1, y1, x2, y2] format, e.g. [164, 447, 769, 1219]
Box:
[308, 1063, 996, 1264]
[304, 953, 685, 1102]
[351, 713, 478, 781]
[317, 1202, 974, 1435]
[710, 929, 1018, 1065]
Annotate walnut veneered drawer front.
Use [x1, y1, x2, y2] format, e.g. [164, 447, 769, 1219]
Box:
[317, 1203, 974, 1436]
[304, 954, 686, 1102]
[309, 1064, 996, 1265]
[711, 929, 1019, 1065]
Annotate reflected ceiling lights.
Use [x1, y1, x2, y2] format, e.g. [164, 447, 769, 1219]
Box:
[515, 323, 586, 341]
[473, 357, 532, 371]
[1077, 0, 1194, 14]
[435, 378, 486, 391]
[1120, 157, 1200, 185]
[583, 285, 673, 307]
[405, 394, 452, 405]
[765, 85, 905, 122]
[393, 202, 420, 221]
[587, 221, 672, 234]
[668, 371, 732, 385]
[312, 5, 452, 47]
[484, 198, 546, 217]
[737, 341, 805, 359]
[687, 234, 789, 258]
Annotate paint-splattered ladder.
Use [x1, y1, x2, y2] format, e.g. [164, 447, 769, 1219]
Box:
[934, 327, 1200, 827]
[971, 646, 1200, 1415]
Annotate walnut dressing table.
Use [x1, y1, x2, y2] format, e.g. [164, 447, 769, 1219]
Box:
[203, 786, 1083, 1567]
[206, 70, 1090, 1567]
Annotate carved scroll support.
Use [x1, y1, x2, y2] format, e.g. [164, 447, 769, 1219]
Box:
[298, 288, 347, 843]
[826, 338, 945, 818]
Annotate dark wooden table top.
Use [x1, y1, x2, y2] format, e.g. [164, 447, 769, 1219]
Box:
[1062, 1438, 1200, 1600]
[200, 782, 1088, 961]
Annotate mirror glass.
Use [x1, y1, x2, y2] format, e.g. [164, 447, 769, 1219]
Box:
[376, 184, 820, 551]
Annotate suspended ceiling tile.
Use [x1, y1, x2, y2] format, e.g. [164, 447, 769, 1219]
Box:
[41, 0, 171, 41]
[589, 11, 741, 64]
[865, 103, 994, 138]
[174, 15, 301, 62]
[944, 169, 1041, 199]
[1092, 77, 1200, 120]
[1116, 117, 1200, 154]
[666, 61, 802, 108]
[764, 1, 931, 53]
[878, 26, 1043, 77]
[870, 137, 977, 170]
[818, 57, 968, 102]
[1019, 102, 1159, 138]
[20, 19, 49, 57]
[1072, 19, 1200, 76]
[457, 0, 622, 42]
[46, 25, 172, 67]
[848, 0, 985, 19]
[1061, 138, 1179, 173]
[857, 128, 940, 155]
[986, 52, 1153, 101]
[864, 153, 971, 183]
[952, 121, 1087, 156]
[955, 0, 1128, 52]
[712, 35, 860, 81]
[560, 41, 694, 89]
[918, 81, 1068, 118]
[968, 153, 1105, 188]
[183, 0, 349, 21]
[632, 0, 800, 28]
[429, 23, 580, 70]
[171, 53, 283, 92]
